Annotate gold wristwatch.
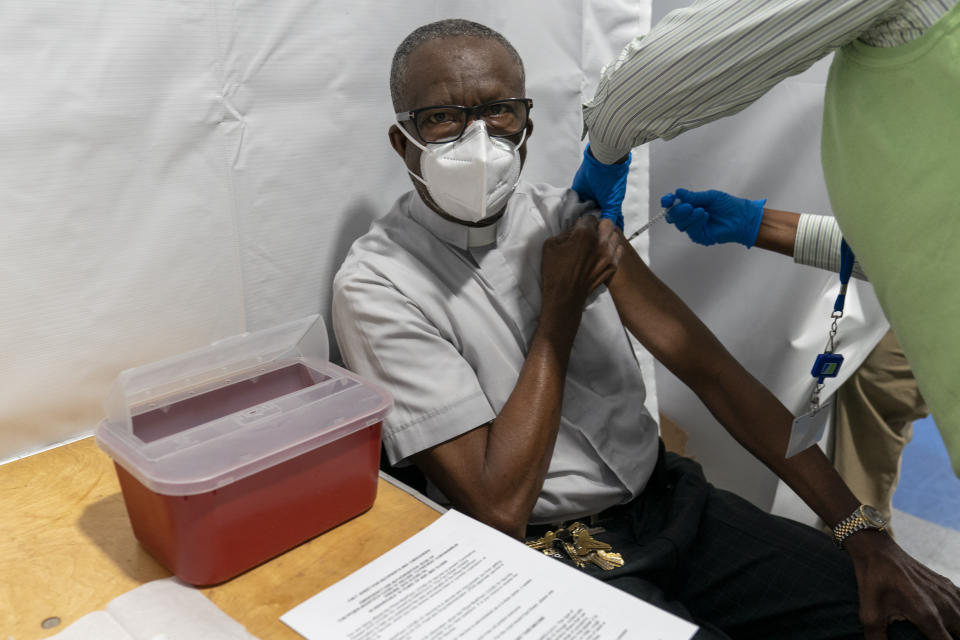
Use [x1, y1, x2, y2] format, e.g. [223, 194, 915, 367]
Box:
[832, 504, 887, 549]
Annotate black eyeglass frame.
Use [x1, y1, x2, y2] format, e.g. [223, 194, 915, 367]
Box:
[396, 98, 533, 144]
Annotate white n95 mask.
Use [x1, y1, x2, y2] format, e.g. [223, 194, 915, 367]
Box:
[398, 120, 525, 224]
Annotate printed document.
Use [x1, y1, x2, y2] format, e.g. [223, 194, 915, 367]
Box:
[282, 510, 697, 640]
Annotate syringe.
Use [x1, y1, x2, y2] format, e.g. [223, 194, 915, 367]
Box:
[627, 193, 677, 241]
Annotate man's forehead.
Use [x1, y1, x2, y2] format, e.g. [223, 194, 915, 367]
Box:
[407, 34, 515, 62]
[402, 36, 523, 105]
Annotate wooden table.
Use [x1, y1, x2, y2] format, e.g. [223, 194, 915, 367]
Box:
[0, 437, 442, 639]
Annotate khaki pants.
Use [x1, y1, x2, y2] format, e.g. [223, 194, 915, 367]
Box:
[832, 329, 928, 533]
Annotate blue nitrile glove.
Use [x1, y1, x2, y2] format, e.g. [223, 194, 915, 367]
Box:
[572, 144, 632, 230]
[664, 188, 766, 247]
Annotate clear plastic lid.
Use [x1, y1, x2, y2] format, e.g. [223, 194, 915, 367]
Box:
[95, 315, 392, 495]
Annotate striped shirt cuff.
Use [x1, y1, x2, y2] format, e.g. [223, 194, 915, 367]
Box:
[794, 213, 868, 280]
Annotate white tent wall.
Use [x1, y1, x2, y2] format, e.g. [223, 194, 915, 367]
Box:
[647, 1, 888, 517]
[1, 0, 888, 527]
[0, 1, 652, 462]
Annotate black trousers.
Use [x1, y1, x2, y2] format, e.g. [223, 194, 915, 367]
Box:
[532, 442, 924, 640]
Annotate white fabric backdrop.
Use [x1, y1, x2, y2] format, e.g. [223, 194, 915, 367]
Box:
[647, 1, 889, 517]
[1, 0, 887, 528]
[0, 0, 651, 462]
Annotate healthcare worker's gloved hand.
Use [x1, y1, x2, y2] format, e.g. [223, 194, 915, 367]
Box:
[664, 188, 766, 247]
[572, 144, 632, 230]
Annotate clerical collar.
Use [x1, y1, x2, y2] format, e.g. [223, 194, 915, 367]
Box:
[408, 193, 501, 249]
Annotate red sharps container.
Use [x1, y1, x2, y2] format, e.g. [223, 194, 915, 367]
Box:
[95, 315, 392, 586]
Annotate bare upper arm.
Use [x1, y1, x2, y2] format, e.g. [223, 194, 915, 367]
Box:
[607, 237, 733, 387]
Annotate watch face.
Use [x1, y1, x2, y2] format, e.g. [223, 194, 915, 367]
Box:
[862, 505, 886, 527]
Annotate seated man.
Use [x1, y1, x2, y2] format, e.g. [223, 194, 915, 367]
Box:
[332, 18, 959, 640]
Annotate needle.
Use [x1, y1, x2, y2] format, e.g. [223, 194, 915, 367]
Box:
[627, 193, 676, 241]
[627, 207, 668, 241]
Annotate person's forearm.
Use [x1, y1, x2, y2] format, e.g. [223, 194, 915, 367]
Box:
[469, 302, 582, 537]
[690, 358, 860, 528]
[413, 288, 586, 540]
[754, 208, 799, 257]
[584, 0, 901, 163]
[607, 242, 860, 528]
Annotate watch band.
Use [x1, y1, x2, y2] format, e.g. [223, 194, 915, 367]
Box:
[832, 505, 886, 549]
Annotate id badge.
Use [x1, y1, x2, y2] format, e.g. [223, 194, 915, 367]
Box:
[786, 399, 833, 458]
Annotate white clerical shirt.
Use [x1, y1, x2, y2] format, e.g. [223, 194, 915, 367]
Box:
[332, 182, 659, 523]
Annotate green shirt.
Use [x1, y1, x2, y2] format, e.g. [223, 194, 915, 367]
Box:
[822, 1, 960, 473]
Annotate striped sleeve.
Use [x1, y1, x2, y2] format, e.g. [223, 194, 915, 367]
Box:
[794, 213, 868, 281]
[862, 0, 956, 46]
[582, 0, 908, 164]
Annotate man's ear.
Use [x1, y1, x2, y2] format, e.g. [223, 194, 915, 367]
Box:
[388, 124, 407, 158]
[525, 118, 534, 139]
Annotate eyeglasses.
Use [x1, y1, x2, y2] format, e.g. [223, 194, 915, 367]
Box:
[396, 98, 533, 144]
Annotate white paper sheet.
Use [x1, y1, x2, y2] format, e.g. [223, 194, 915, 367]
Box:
[282, 510, 697, 640]
[47, 577, 257, 640]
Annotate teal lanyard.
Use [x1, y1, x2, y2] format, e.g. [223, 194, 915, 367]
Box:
[809, 239, 855, 409]
[833, 239, 855, 316]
